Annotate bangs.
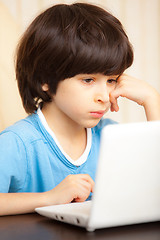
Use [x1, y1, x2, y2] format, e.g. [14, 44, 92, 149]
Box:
[53, 3, 133, 80]
[66, 29, 133, 77]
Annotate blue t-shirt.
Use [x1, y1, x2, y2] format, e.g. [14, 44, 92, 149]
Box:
[0, 112, 116, 193]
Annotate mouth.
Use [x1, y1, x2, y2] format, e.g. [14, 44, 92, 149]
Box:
[90, 110, 106, 118]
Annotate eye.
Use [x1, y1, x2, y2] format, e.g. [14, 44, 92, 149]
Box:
[107, 79, 117, 84]
[82, 78, 94, 84]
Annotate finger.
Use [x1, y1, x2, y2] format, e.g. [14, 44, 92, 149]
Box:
[110, 89, 120, 101]
[78, 174, 95, 192]
[109, 92, 120, 112]
[74, 181, 93, 202]
[79, 180, 93, 193]
[110, 100, 119, 112]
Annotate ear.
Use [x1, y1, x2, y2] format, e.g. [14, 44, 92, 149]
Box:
[42, 84, 49, 91]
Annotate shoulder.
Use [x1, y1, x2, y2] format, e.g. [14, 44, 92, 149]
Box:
[0, 113, 45, 145]
[92, 118, 118, 134]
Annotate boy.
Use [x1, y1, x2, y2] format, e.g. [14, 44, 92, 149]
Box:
[0, 3, 160, 216]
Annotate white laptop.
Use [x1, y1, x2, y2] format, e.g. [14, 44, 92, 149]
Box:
[35, 121, 160, 231]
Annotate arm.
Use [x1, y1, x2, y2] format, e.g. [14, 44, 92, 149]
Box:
[109, 74, 160, 121]
[0, 174, 94, 216]
[0, 192, 47, 215]
[143, 91, 160, 121]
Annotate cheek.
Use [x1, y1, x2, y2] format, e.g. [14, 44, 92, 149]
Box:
[55, 92, 85, 115]
[67, 96, 87, 114]
[55, 82, 91, 114]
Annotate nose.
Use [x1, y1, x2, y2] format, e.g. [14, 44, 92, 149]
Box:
[94, 87, 110, 103]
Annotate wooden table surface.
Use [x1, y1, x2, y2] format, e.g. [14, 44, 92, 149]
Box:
[0, 213, 160, 240]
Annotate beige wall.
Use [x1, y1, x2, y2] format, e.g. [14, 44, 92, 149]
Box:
[0, 0, 160, 131]
[0, 2, 26, 131]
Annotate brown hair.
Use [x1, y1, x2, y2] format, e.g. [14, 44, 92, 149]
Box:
[15, 3, 133, 113]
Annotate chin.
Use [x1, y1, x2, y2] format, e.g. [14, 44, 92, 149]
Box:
[83, 119, 101, 128]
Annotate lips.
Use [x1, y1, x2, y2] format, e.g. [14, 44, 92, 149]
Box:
[90, 110, 105, 118]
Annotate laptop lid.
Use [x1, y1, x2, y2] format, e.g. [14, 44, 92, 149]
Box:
[88, 121, 160, 231]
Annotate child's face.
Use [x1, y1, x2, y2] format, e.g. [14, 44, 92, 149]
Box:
[50, 73, 118, 128]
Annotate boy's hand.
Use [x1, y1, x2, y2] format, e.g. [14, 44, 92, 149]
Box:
[44, 174, 94, 206]
[109, 74, 160, 121]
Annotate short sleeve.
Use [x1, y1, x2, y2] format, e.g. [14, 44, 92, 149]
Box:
[0, 131, 27, 193]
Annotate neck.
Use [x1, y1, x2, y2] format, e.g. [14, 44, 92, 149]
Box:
[41, 102, 85, 140]
[41, 102, 87, 160]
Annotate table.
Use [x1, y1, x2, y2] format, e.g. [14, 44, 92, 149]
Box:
[0, 213, 160, 240]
